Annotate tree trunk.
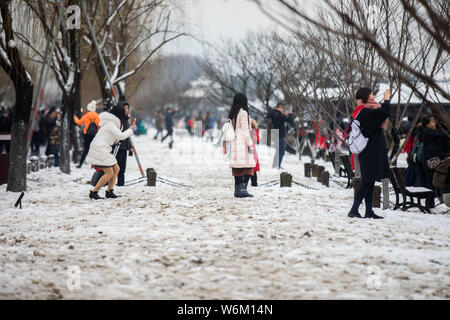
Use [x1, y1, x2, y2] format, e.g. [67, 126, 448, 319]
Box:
[7, 81, 33, 192]
[69, 22, 82, 163]
[1, 2, 34, 192]
[59, 92, 71, 174]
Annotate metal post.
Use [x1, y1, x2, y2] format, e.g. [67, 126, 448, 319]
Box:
[80, 0, 118, 104]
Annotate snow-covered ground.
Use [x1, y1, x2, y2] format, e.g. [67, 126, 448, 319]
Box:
[0, 130, 449, 299]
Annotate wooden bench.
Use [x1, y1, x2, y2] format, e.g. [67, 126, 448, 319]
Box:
[390, 167, 434, 214]
[340, 155, 354, 189]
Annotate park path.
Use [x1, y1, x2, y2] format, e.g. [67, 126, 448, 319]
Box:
[0, 131, 449, 299]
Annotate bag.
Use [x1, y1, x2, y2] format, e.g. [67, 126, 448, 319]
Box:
[416, 142, 424, 163]
[86, 121, 98, 138]
[222, 119, 235, 142]
[404, 163, 417, 187]
[90, 170, 104, 187]
[348, 119, 368, 155]
[409, 136, 424, 164]
[426, 157, 441, 170]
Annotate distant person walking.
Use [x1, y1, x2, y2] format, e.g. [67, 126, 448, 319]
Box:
[114, 101, 133, 187]
[348, 88, 391, 219]
[268, 102, 295, 169]
[86, 103, 136, 200]
[44, 107, 61, 166]
[223, 93, 256, 198]
[153, 111, 164, 140]
[161, 107, 177, 147]
[74, 100, 100, 168]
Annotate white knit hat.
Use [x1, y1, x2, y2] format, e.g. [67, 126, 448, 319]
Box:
[87, 100, 97, 112]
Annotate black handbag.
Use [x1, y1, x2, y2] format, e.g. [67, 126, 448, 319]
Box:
[90, 170, 104, 187]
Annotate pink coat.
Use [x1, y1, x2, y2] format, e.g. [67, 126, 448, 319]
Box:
[229, 109, 256, 169]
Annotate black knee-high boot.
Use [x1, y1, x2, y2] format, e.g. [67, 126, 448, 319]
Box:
[234, 176, 243, 198]
[240, 175, 253, 198]
[363, 182, 383, 219]
[348, 181, 372, 218]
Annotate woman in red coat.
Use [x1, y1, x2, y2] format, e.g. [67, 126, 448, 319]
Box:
[250, 119, 260, 186]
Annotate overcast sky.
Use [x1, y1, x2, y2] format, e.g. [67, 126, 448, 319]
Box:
[165, 0, 315, 56]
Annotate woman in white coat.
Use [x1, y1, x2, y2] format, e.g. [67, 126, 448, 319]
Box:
[223, 93, 256, 198]
[86, 103, 136, 200]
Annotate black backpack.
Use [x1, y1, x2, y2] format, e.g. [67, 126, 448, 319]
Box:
[86, 120, 98, 138]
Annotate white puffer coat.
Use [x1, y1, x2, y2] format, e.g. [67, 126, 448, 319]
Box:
[86, 112, 133, 166]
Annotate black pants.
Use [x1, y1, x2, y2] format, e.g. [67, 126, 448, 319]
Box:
[116, 148, 128, 186]
[272, 138, 286, 168]
[251, 172, 258, 186]
[161, 128, 173, 142]
[154, 128, 163, 139]
[350, 180, 375, 214]
[31, 131, 41, 155]
[79, 134, 93, 166]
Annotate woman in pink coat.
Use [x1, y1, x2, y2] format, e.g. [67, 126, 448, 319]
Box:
[223, 93, 256, 198]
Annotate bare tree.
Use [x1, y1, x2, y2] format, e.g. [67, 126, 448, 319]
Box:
[253, 0, 450, 128]
[82, 0, 186, 108]
[0, 0, 34, 192]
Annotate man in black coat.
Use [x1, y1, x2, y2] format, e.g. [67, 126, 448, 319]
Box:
[348, 88, 391, 219]
[114, 102, 133, 187]
[269, 102, 295, 168]
[161, 108, 177, 147]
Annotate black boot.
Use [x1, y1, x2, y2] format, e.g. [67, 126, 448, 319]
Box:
[89, 191, 104, 200]
[364, 210, 384, 219]
[251, 173, 258, 187]
[239, 183, 254, 198]
[348, 210, 363, 218]
[105, 190, 119, 199]
[234, 184, 240, 198]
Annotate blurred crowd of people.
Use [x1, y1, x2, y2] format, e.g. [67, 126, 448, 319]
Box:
[0, 105, 13, 153]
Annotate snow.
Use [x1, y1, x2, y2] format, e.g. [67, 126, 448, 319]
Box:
[0, 131, 449, 299]
[8, 40, 16, 48]
[406, 187, 433, 193]
[376, 82, 450, 105]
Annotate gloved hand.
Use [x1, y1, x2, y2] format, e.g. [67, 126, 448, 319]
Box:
[128, 150, 133, 156]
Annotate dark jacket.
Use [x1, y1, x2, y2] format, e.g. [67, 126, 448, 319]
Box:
[421, 128, 447, 161]
[164, 110, 177, 130]
[119, 115, 132, 151]
[269, 109, 295, 138]
[44, 116, 57, 140]
[357, 101, 391, 182]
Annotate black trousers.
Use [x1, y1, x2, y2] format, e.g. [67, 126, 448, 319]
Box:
[31, 132, 42, 155]
[79, 134, 93, 166]
[350, 180, 375, 214]
[251, 172, 258, 186]
[161, 128, 173, 142]
[154, 128, 163, 139]
[116, 148, 128, 186]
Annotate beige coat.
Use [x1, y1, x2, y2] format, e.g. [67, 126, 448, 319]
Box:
[229, 109, 256, 168]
